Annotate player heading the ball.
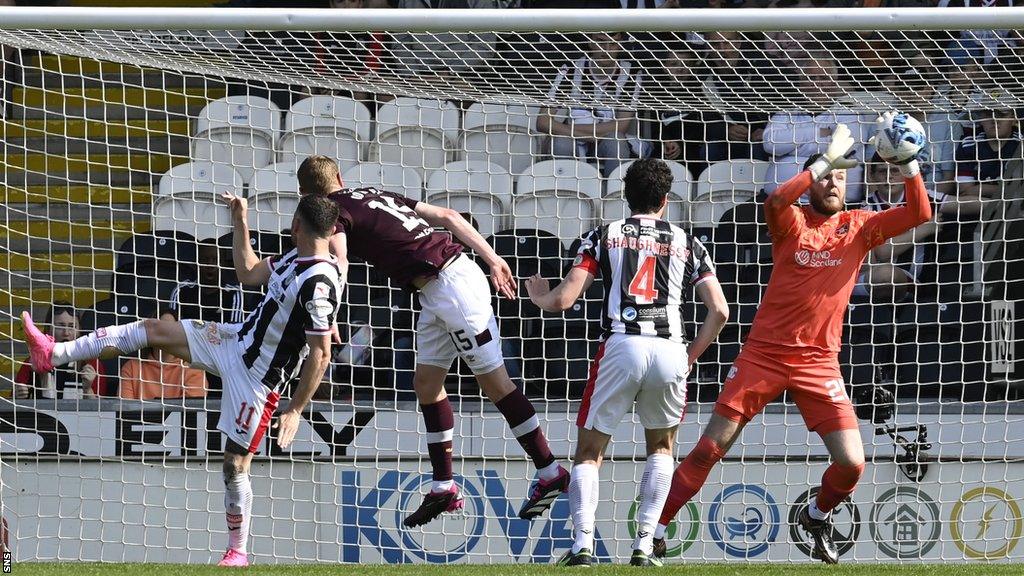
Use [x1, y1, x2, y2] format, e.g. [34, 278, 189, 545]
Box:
[654, 115, 932, 564]
[23, 194, 345, 567]
[296, 155, 568, 528]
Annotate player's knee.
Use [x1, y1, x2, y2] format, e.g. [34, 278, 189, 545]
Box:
[837, 455, 866, 473]
[222, 456, 247, 480]
[690, 435, 726, 469]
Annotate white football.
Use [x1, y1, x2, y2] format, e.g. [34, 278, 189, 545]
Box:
[875, 112, 927, 164]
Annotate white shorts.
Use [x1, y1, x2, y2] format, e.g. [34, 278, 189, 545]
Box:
[577, 333, 689, 435]
[182, 320, 280, 454]
[416, 254, 504, 375]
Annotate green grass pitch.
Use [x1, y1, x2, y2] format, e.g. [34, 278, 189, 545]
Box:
[7, 564, 1022, 576]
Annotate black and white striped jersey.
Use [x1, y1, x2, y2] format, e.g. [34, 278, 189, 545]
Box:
[235, 249, 342, 389]
[573, 217, 716, 343]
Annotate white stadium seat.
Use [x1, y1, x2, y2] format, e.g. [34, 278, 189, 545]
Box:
[192, 96, 281, 185]
[603, 160, 693, 225]
[248, 161, 300, 233]
[153, 161, 243, 240]
[341, 162, 423, 202]
[424, 161, 513, 238]
[462, 103, 538, 175]
[690, 160, 769, 226]
[368, 97, 460, 182]
[278, 96, 372, 174]
[513, 159, 602, 244]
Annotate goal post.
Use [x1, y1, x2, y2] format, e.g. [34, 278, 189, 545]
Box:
[0, 6, 1021, 564]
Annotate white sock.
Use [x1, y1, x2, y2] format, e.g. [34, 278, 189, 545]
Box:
[808, 499, 830, 521]
[654, 523, 668, 540]
[52, 321, 149, 366]
[432, 479, 455, 492]
[538, 461, 562, 482]
[569, 463, 599, 554]
[224, 472, 253, 554]
[633, 453, 673, 554]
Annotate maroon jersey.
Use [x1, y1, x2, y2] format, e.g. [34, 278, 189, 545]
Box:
[329, 187, 462, 288]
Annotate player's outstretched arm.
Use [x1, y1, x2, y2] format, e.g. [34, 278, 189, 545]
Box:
[862, 112, 933, 244]
[222, 193, 272, 286]
[413, 202, 517, 299]
[275, 332, 331, 450]
[525, 268, 594, 313]
[688, 277, 729, 369]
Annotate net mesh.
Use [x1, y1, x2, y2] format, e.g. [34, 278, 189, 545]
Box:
[0, 14, 1021, 564]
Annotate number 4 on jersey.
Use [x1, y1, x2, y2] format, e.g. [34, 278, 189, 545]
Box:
[628, 255, 660, 303]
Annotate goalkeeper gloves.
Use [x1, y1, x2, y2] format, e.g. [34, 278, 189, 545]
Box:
[873, 111, 922, 178]
[808, 123, 859, 182]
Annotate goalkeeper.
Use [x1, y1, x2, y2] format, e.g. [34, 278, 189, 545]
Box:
[654, 116, 932, 564]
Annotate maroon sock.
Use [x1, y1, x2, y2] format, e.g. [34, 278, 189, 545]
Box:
[421, 398, 454, 482]
[495, 389, 555, 470]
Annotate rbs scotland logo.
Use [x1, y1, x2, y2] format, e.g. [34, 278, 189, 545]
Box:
[795, 249, 842, 268]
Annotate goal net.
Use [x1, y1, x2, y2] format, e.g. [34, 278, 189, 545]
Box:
[0, 6, 1020, 564]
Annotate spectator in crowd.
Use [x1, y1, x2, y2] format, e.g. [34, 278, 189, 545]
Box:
[702, 30, 770, 164]
[119, 309, 208, 401]
[170, 239, 248, 325]
[14, 302, 108, 399]
[650, 41, 717, 178]
[856, 154, 982, 303]
[536, 31, 644, 177]
[763, 54, 873, 203]
[955, 106, 1024, 200]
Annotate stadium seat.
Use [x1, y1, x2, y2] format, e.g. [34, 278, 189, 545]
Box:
[341, 162, 423, 201]
[191, 95, 281, 185]
[278, 95, 372, 174]
[489, 228, 564, 339]
[368, 97, 460, 183]
[218, 229, 294, 260]
[115, 230, 198, 278]
[513, 160, 602, 244]
[462, 102, 537, 175]
[689, 160, 768, 228]
[602, 159, 692, 225]
[248, 161, 300, 232]
[152, 161, 243, 240]
[424, 160, 513, 237]
[895, 301, 988, 401]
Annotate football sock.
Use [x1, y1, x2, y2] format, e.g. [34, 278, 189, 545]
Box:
[569, 463, 599, 554]
[654, 523, 668, 540]
[634, 453, 673, 554]
[494, 389, 556, 473]
[52, 321, 149, 366]
[224, 471, 253, 554]
[421, 398, 455, 491]
[814, 462, 864, 517]
[659, 436, 725, 527]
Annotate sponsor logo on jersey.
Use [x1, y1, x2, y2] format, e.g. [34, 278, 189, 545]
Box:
[726, 365, 738, 381]
[573, 254, 584, 267]
[795, 249, 843, 268]
[622, 307, 638, 321]
[836, 222, 850, 237]
[622, 224, 638, 235]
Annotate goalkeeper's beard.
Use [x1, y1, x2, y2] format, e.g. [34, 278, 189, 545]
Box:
[809, 190, 844, 217]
